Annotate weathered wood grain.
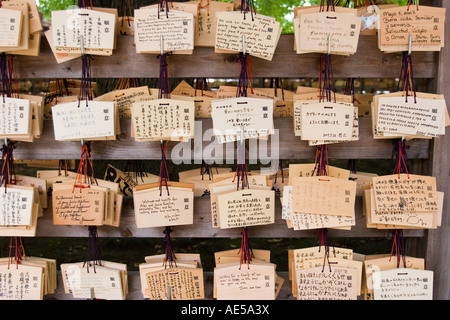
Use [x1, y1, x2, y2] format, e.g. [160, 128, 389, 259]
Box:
[14, 34, 437, 79]
[13, 118, 430, 160]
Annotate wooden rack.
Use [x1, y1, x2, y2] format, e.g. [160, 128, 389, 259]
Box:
[8, 0, 450, 300]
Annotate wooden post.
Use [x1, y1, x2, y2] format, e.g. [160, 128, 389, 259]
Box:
[425, 0, 450, 300]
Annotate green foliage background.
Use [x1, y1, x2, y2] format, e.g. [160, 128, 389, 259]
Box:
[37, 0, 410, 34]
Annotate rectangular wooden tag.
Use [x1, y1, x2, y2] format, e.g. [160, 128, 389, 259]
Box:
[52, 186, 105, 226]
[291, 176, 357, 217]
[134, 8, 194, 53]
[52, 100, 116, 141]
[133, 186, 194, 228]
[52, 8, 116, 53]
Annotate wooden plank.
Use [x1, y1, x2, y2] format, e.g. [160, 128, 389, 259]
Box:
[45, 271, 297, 300]
[13, 118, 431, 160]
[35, 196, 425, 238]
[426, 0, 450, 301]
[14, 34, 437, 79]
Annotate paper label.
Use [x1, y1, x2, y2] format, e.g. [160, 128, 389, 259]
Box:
[372, 174, 438, 213]
[300, 101, 355, 141]
[134, 8, 194, 53]
[379, 6, 445, 49]
[217, 189, 275, 229]
[133, 187, 194, 228]
[0, 187, 34, 226]
[131, 98, 195, 141]
[291, 176, 356, 217]
[52, 187, 105, 225]
[214, 12, 281, 60]
[52, 8, 116, 51]
[0, 264, 43, 300]
[373, 268, 433, 300]
[0, 97, 31, 136]
[211, 97, 274, 143]
[296, 266, 358, 300]
[61, 264, 124, 300]
[215, 263, 275, 300]
[0, 8, 22, 47]
[297, 12, 361, 54]
[145, 268, 204, 300]
[376, 96, 446, 137]
[52, 100, 116, 141]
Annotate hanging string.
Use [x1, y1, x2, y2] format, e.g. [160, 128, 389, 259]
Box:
[233, 40, 252, 191]
[319, 0, 336, 12]
[344, 77, 361, 105]
[398, 51, 417, 104]
[392, 139, 410, 179]
[73, 142, 97, 192]
[121, 0, 133, 29]
[78, 0, 93, 9]
[239, 226, 253, 270]
[1, 140, 17, 192]
[240, 0, 256, 21]
[335, 0, 376, 8]
[316, 228, 336, 272]
[158, 0, 171, 19]
[0, 53, 11, 102]
[407, 0, 419, 11]
[7, 55, 19, 98]
[273, 159, 284, 186]
[269, 78, 285, 102]
[200, 159, 217, 181]
[390, 229, 407, 268]
[193, 78, 210, 97]
[79, 54, 94, 105]
[198, 0, 211, 16]
[8, 236, 23, 270]
[83, 226, 102, 273]
[312, 145, 329, 177]
[236, 52, 254, 98]
[163, 226, 177, 268]
[158, 52, 171, 99]
[159, 141, 170, 196]
[124, 160, 147, 183]
[347, 159, 357, 174]
[234, 138, 249, 191]
[319, 54, 336, 103]
[58, 160, 70, 177]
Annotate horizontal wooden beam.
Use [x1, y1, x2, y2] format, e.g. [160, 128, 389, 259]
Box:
[13, 118, 431, 160]
[35, 196, 425, 239]
[14, 34, 438, 79]
[47, 271, 297, 300]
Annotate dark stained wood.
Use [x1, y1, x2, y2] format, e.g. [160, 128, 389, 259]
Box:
[13, 118, 431, 160]
[14, 34, 438, 79]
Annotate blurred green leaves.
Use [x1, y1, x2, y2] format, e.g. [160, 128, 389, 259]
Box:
[37, 0, 411, 31]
